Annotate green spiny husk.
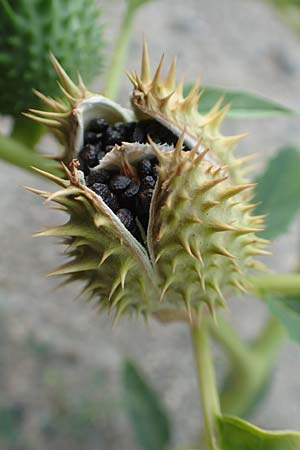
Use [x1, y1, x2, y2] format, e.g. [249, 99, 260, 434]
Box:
[27, 45, 269, 322]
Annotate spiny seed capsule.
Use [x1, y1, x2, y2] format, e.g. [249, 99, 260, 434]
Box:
[28, 44, 268, 322]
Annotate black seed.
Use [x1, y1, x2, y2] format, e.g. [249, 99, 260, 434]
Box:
[122, 180, 140, 199]
[116, 208, 134, 229]
[84, 131, 98, 144]
[89, 118, 108, 134]
[79, 144, 99, 171]
[105, 129, 123, 146]
[86, 169, 110, 186]
[105, 122, 128, 146]
[91, 183, 119, 212]
[109, 175, 131, 193]
[141, 175, 156, 189]
[137, 159, 152, 177]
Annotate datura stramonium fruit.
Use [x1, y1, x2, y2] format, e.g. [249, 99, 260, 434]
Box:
[27, 42, 269, 323]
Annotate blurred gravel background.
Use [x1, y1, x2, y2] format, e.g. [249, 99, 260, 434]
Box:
[1, 0, 300, 449]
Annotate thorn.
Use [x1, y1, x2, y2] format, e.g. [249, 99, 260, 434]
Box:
[164, 56, 177, 91]
[160, 276, 174, 302]
[239, 203, 259, 212]
[112, 299, 130, 327]
[30, 166, 68, 187]
[141, 37, 151, 83]
[49, 52, 79, 98]
[182, 290, 193, 323]
[126, 70, 138, 87]
[154, 249, 164, 263]
[179, 234, 194, 257]
[235, 226, 264, 235]
[202, 200, 221, 210]
[171, 257, 178, 274]
[182, 79, 201, 110]
[211, 244, 236, 259]
[210, 222, 237, 232]
[212, 280, 226, 307]
[247, 260, 269, 272]
[185, 215, 204, 225]
[151, 54, 165, 88]
[147, 134, 165, 163]
[77, 72, 87, 91]
[231, 279, 248, 294]
[57, 81, 76, 102]
[213, 133, 248, 150]
[219, 183, 255, 200]
[109, 278, 121, 301]
[196, 176, 228, 194]
[99, 248, 116, 265]
[207, 96, 225, 115]
[174, 131, 185, 158]
[22, 112, 60, 127]
[24, 186, 49, 197]
[160, 90, 175, 108]
[190, 244, 204, 265]
[28, 108, 68, 119]
[175, 75, 184, 98]
[235, 153, 257, 167]
[245, 248, 272, 256]
[195, 147, 210, 164]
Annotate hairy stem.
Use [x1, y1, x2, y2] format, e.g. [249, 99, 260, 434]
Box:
[191, 315, 220, 450]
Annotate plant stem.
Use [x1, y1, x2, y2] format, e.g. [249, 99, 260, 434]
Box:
[191, 315, 221, 450]
[0, 135, 62, 176]
[104, 2, 140, 100]
[249, 273, 300, 296]
[210, 315, 285, 417]
[10, 116, 45, 149]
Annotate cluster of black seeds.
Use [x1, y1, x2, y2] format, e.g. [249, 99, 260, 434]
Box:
[79, 118, 180, 244]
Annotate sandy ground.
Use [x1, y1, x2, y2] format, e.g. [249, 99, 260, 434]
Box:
[1, 0, 300, 449]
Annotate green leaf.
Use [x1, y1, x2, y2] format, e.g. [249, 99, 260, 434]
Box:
[0, 135, 62, 176]
[183, 84, 296, 118]
[268, 296, 300, 342]
[254, 146, 300, 239]
[121, 360, 171, 450]
[218, 415, 300, 450]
